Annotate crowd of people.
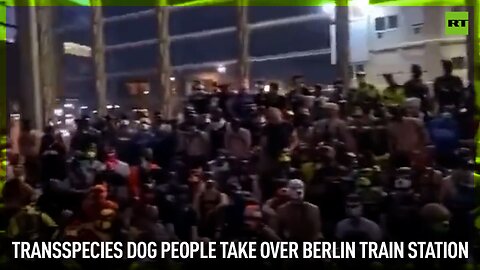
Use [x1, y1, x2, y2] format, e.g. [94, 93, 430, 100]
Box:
[0, 60, 478, 270]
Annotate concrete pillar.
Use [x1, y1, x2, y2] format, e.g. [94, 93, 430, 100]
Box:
[156, 2, 171, 117]
[237, 0, 250, 88]
[37, 6, 57, 123]
[335, 0, 350, 91]
[92, 2, 107, 116]
[16, 5, 43, 129]
[466, 2, 475, 85]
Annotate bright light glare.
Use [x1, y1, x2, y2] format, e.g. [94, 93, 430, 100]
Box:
[54, 109, 64, 116]
[106, 105, 113, 109]
[321, 3, 335, 19]
[264, 85, 270, 93]
[80, 106, 88, 110]
[170, 77, 176, 81]
[65, 114, 74, 118]
[64, 103, 74, 109]
[114, 105, 120, 109]
[217, 65, 226, 74]
[143, 90, 150, 95]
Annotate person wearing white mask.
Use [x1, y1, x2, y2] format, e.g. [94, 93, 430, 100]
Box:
[276, 179, 322, 241]
[335, 194, 382, 241]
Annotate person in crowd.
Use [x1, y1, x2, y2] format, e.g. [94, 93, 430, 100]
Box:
[314, 102, 356, 151]
[382, 73, 405, 107]
[427, 108, 460, 168]
[188, 81, 211, 115]
[18, 119, 38, 186]
[404, 97, 425, 120]
[387, 105, 429, 167]
[81, 184, 118, 222]
[224, 118, 251, 159]
[228, 86, 255, 122]
[335, 193, 382, 241]
[404, 64, 430, 113]
[208, 108, 228, 158]
[263, 82, 287, 111]
[68, 143, 104, 190]
[433, 60, 464, 110]
[277, 179, 322, 241]
[348, 72, 380, 111]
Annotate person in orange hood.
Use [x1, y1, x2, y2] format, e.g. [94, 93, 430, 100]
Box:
[81, 184, 118, 222]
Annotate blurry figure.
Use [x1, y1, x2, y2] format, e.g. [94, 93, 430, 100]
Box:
[387, 105, 429, 168]
[262, 187, 290, 231]
[81, 184, 118, 222]
[382, 73, 405, 107]
[419, 203, 451, 240]
[404, 97, 425, 120]
[228, 86, 255, 121]
[277, 179, 322, 241]
[68, 143, 104, 190]
[335, 194, 382, 241]
[433, 60, 464, 109]
[39, 125, 67, 185]
[195, 177, 228, 239]
[188, 81, 211, 115]
[7, 204, 58, 241]
[410, 150, 442, 204]
[208, 108, 227, 157]
[386, 168, 421, 240]
[264, 82, 287, 111]
[287, 75, 307, 112]
[18, 119, 38, 186]
[314, 103, 356, 151]
[170, 185, 199, 241]
[225, 118, 251, 159]
[349, 71, 380, 111]
[404, 64, 430, 113]
[427, 109, 460, 168]
[2, 164, 35, 211]
[355, 177, 387, 223]
[241, 204, 280, 241]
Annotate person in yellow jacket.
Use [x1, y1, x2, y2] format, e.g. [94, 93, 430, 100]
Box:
[348, 72, 380, 113]
[382, 73, 406, 107]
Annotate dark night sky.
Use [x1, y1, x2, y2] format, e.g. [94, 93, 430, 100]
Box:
[20, 6, 335, 102]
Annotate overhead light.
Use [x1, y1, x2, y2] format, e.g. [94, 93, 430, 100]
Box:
[321, 3, 335, 20]
[217, 65, 226, 74]
[92, 110, 98, 114]
[64, 103, 74, 109]
[114, 105, 120, 109]
[54, 109, 64, 116]
[10, 113, 20, 120]
[170, 77, 176, 81]
[143, 90, 150, 95]
[57, 121, 62, 125]
[264, 85, 271, 93]
[65, 114, 74, 118]
[80, 106, 88, 110]
[106, 105, 113, 109]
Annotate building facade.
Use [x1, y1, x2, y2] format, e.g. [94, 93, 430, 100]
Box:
[342, 6, 468, 88]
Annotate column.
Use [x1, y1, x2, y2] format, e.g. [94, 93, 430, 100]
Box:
[37, 6, 57, 123]
[156, 1, 171, 117]
[335, 0, 350, 91]
[466, 1, 475, 85]
[237, 0, 249, 88]
[92, 2, 107, 116]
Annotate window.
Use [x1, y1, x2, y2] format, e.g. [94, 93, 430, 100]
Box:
[451, 57, 466, 70]
[387, 15, 398, 29]
[375, 15, 399, 32]
[375, 17, 386, 31]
